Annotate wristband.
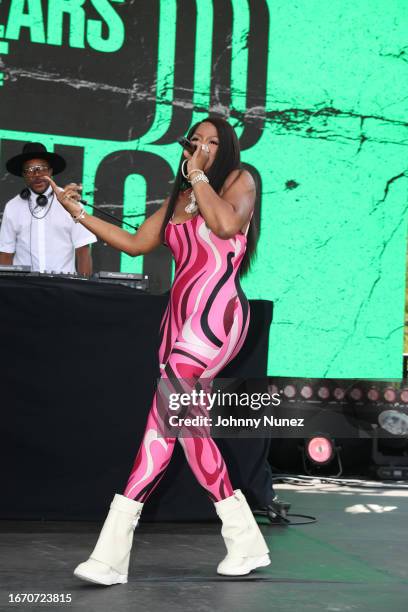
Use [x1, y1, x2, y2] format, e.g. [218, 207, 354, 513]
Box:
[72, 205, 85, 223]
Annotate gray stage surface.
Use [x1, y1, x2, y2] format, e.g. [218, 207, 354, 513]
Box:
[1, 483, 407, 612]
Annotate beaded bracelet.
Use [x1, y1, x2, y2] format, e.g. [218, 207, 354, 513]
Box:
[191, 173, 209, 186]
[187, 168, 204, 181]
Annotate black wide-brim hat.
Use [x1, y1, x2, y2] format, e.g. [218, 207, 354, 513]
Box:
[6, 142, 66, 176]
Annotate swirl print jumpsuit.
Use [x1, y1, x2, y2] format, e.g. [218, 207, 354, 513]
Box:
[123, 212, 251, 503]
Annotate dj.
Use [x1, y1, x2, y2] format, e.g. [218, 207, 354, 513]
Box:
[0, 143, 97, 275]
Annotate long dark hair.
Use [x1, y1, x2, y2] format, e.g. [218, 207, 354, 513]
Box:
[159, 116, 259, 277]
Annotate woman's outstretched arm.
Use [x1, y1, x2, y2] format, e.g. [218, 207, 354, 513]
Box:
[45, 175, 169, 256]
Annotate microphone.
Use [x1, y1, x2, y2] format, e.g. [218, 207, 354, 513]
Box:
[81, 197, 141, 230]
[54, 185, 141, 231]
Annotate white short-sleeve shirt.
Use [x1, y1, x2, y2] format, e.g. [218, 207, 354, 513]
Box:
[0, 186, 97, 273]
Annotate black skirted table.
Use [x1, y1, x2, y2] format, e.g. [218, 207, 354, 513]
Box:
[0, 276, 273, 521]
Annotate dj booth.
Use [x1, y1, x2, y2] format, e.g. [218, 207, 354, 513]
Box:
[0, 275, 273, 521]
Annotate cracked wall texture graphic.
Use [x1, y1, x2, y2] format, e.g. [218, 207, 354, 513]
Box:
[0, 0, 407, 379]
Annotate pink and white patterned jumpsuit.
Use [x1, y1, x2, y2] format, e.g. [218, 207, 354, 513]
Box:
[123, 211, 251, 503]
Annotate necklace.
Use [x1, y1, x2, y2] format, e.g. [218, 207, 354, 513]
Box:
[184, 188, 198, 214]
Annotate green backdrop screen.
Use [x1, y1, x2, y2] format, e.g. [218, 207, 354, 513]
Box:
[0, 0, 407, 379]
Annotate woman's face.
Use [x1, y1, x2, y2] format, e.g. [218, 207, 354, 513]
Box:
[190, 121, 219, 172]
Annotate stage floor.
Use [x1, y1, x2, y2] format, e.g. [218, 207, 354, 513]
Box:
[1, 483, 407, 611]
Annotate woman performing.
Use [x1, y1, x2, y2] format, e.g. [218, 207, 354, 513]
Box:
[45, 117, 271, 585]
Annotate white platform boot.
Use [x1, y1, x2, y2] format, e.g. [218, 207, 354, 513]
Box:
[73, 493, 144, 586]
[214, 489, 271, 576]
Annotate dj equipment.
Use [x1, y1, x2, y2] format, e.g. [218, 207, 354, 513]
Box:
[92, 271, 149, 290]
[20, 187, 48, 207]
[0, 267, 85, 280]
[0, 267, 150, 290]
[0, 265, 31, 274]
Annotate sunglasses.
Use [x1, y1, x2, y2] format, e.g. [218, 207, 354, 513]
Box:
[23, 164, 51, 177]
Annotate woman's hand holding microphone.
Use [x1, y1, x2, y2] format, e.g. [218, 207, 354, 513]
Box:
[183, 143, 210, 179]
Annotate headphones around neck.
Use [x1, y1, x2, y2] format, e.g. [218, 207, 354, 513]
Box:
[20, 187, 48, 207]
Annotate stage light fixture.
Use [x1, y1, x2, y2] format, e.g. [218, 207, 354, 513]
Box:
[378, 410, 408, 436]
[367, 388, 380, 402]
[306, 435, 334, 465]
[333, 387, 345, 400]
[384, 387, 397, 403]
[400, 389, 408, 404]
[301, 433, 343, 477]
[349, 387, 363, 401]
[372, 417, 408, 480]
[300, 385, 313, 399]
[267, 383, 279, 396]
[283, 384, 296, 398]
[317, 386, 330, 400]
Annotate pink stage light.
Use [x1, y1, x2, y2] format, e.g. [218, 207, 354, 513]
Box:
[384, 387, 397, 403]
[283, 384, 296, 398]
[317, 386, 330, 400]
[333, 387, 345, 400]
[350, 387, 363, 401]
[300, 385, 313, 399]
[400, 389, 408, 404]
[367, 388, 380, 401]
[306, 436, 334, 465]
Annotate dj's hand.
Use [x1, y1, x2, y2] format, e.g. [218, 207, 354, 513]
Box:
[44, 176, 83, 217]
